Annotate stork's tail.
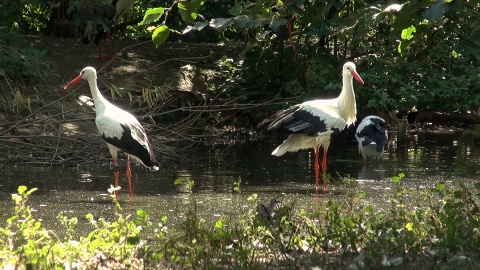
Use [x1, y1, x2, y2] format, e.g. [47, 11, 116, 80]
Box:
[272, 134, 318, 156]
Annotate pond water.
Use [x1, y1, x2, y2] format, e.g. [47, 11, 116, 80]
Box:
[0, 130, 478, 234]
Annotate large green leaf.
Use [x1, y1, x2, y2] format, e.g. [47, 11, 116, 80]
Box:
[178, 0, 205, 23]
[392, 1, 435, 33]
[152, 25, 170, 47]
[401, 25, 416, 40]
[139, 7, 165, 26]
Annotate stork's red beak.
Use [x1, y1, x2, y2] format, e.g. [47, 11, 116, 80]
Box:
[64, 75, 83, 90]
[351, 70, 364, 84]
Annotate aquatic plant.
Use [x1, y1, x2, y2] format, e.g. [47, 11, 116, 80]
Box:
[1, 174, 480, 269]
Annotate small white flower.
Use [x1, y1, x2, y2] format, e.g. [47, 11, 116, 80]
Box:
[107, 185, 121, 194]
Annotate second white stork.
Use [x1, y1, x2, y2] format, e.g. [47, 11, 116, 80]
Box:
[355, 115, 388, 163]
[257, 62, 364, 193]
[64, 66, 159, 199]
[81, 0, 135, 61]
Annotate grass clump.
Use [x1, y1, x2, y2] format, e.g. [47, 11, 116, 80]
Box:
[1, 174, 480, 269]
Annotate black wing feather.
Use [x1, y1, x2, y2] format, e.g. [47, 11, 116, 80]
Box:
[258, 104, 327, 136]
[357, 118, 388, 152]
[102, 123, 159, 169]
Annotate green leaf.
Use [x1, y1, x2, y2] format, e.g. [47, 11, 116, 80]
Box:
[230, 4, 243, 16]
[178, 0, 205, 23]
[405, 222, 413, 231]
[152, 25, 170, 47]
[401, 26, 416, 40]
[437, 182, 446, 192]
[18, 185, 27, 194]
[138, 7, 165, 26]
[174, 178, 184, 185]
[215, 219, 224, 229]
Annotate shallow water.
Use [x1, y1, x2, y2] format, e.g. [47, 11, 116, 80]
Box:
[0, 130, 477, 233]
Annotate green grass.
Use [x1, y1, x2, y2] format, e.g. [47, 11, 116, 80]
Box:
[1, 174, 480, 269]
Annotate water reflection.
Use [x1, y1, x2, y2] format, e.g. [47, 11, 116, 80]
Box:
[0, 131, 477, 233]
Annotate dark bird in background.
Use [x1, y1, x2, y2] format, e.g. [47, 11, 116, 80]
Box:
[79, 0, 135, 61]
[257, 62, 364, 195]
[355, 115, 388, 163]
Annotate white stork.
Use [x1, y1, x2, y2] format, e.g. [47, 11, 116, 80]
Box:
[355, 115, 388, 163]
[81, 0, 135, 61]
[64, 66, 159, 199]
[257, 62, 364, 193]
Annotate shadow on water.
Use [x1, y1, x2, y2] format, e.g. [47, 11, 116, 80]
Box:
[0, 130, 478, 233]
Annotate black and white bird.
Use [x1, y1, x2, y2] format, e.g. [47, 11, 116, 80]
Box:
[64, 66, 159, 199]
[355, 115, 388, 163]
[80, 0, 135, 61]
[258, 62, 364, 193]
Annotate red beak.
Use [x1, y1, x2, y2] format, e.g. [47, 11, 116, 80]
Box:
[351, 70, 364, 84]
[64, 75, 83, 90]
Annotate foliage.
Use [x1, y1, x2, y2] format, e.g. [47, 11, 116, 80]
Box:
[0, 29, 57, 113]
[141, 0, 480, 119]
[3, 174, 480, 269]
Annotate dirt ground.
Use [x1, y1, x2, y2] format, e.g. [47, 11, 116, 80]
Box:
[0, 35, 247, 165]
[30, 35, 245, 95]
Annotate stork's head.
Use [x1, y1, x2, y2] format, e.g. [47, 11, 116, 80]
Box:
[343, 62, 364, 84]
[64, 67, 97, 89]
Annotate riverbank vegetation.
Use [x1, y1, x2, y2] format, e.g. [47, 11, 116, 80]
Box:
[1, 174, 480, 269]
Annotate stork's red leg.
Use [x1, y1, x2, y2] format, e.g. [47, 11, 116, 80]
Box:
[126, 154, 133, 199]
[98, 33, 114, 61]
[106, 32, 113, 60]
[322, 148, 328, 195]
[113, 159, 120, 200]
[314, 145, 320, 190]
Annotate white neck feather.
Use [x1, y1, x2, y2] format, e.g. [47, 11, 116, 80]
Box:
[337, 74, 357, 126]
[87, 76, 111, 114]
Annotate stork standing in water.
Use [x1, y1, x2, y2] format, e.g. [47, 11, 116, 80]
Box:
[81, 0, 135, 61]
[64, 67, 159, 199]
[355, 115, 388, 163]
[257, 62, 364, 194]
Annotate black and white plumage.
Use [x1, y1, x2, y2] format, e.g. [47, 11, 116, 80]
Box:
[355, 115, 388, 163]
[80, 0, 135, 61]
[64, 66, 159, 199]
[258, 62, 364, 193]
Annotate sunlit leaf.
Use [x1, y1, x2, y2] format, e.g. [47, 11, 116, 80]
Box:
[405, 222, 413, 231]
[18, 185, 27, 194]
[178, 0, 205, 23]
[401, 26, 416, 40]
[215, 219, 224, 229]
[138, 7, 165, 26]
[392, 1, 431, 33]
[174, 178, 184, 185]
[437, 182, 446, 191]
[182, 22, 209, 34]
[384, 4, 404, 12]
[209, 18, 235, 31]
[152, 25, 170, 47]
